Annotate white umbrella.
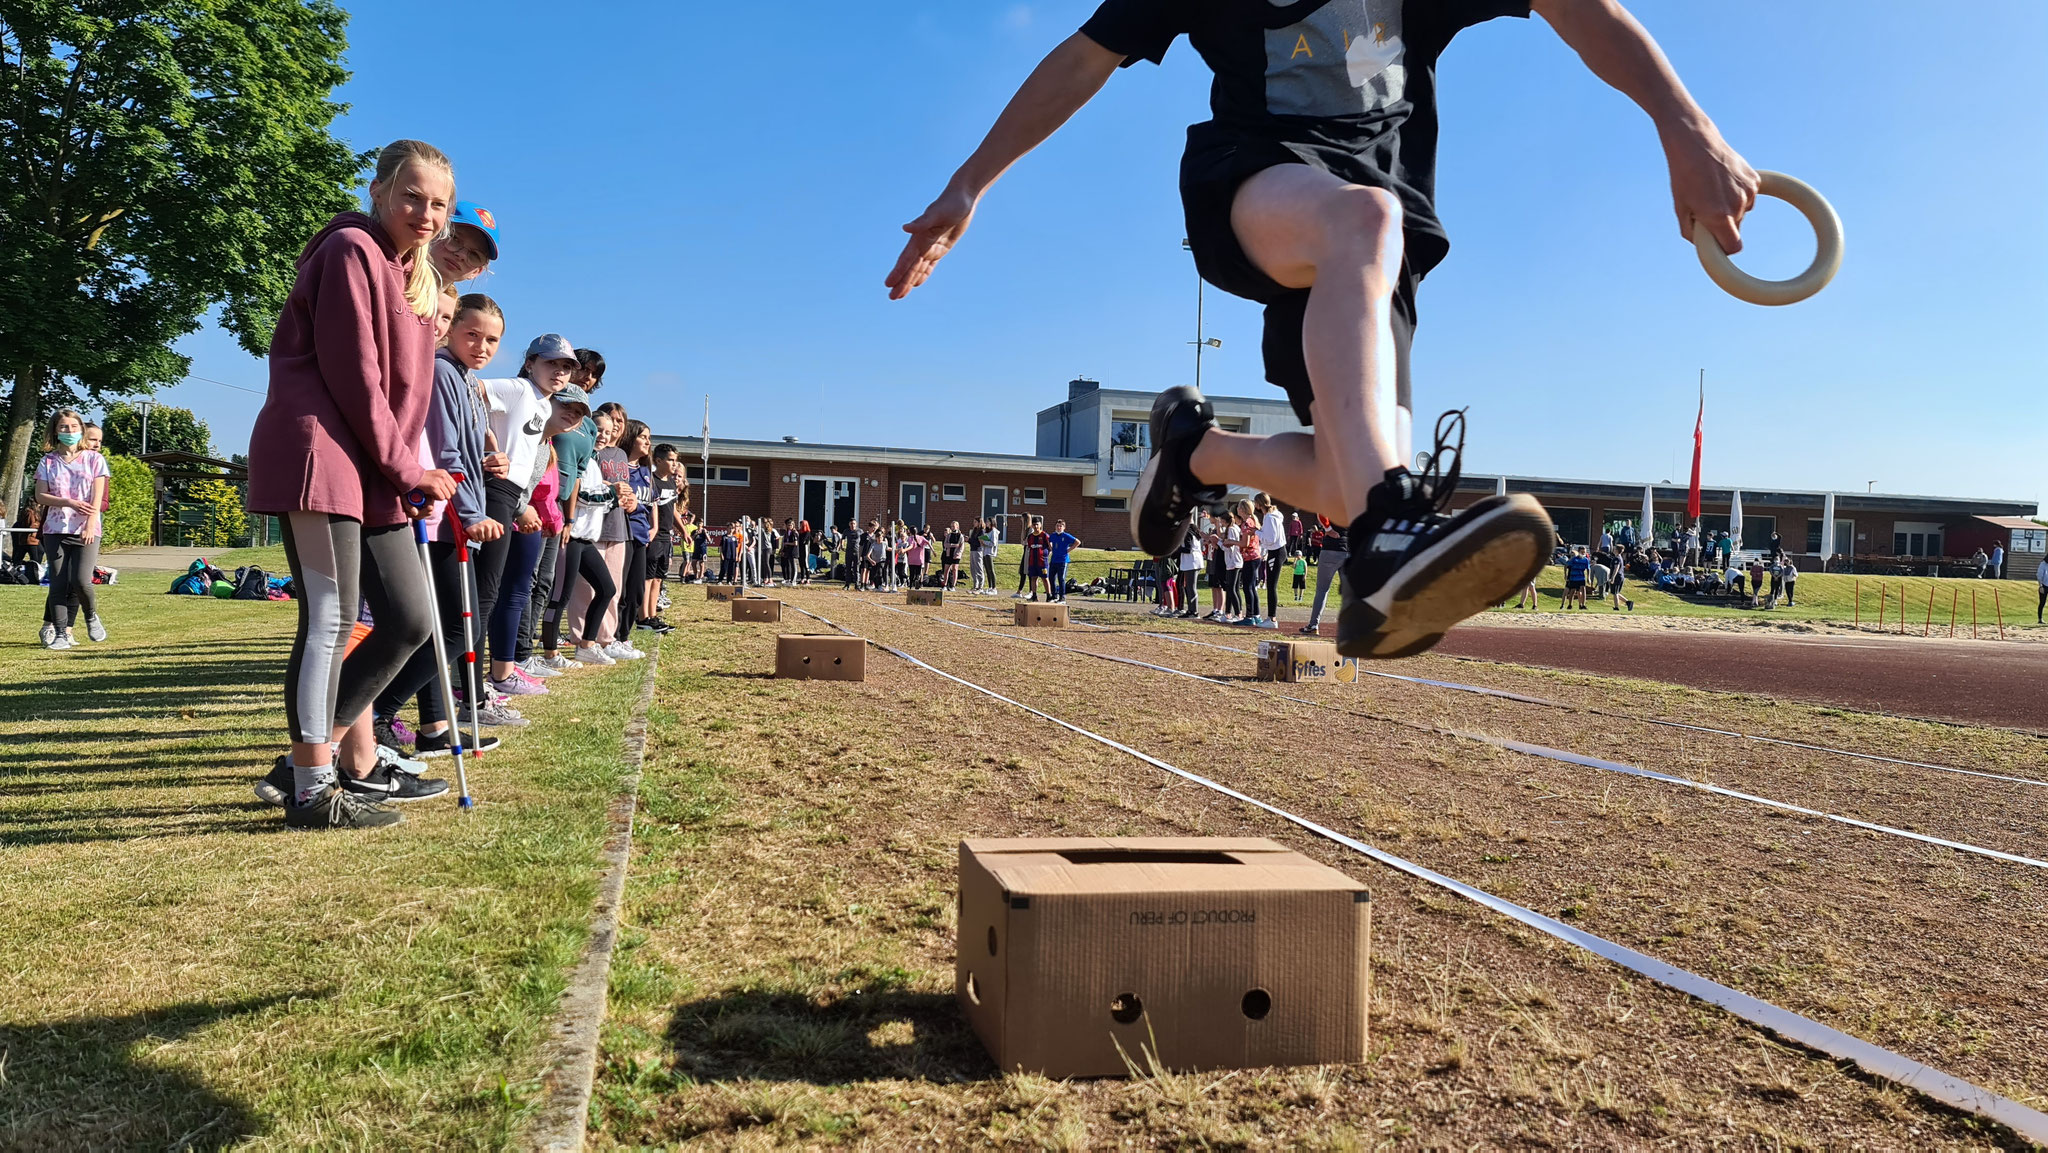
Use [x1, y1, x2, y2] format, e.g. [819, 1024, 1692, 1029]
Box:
[1729, 490, 1745, 553]
[1639, 485, 1655, 547]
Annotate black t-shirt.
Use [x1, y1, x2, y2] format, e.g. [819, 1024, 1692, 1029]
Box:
[943, 530, 964, 559]
[651, 475, 681, 540]
[1080, 0, 1529, 276]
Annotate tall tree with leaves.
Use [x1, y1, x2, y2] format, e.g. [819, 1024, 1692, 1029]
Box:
[99, 401, 212, 459]
[0, 0, 365, 523]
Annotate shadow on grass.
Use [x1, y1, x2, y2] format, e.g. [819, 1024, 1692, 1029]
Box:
[703, 671, 777, 681]
[664, 980, 992, 1086]
[0, 993, 314, 1150]
[0, 801, 283, 847]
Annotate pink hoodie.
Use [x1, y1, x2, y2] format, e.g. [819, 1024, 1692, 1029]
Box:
[247, 212, 434, 528]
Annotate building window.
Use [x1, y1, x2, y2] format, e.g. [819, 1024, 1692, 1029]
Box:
[1094, 496, 1128, 512]
[1740, 516, 1775, 551]
[940, 483, 966, 501]
[1892, 521, 1942, 558]
[684, 465, 750, 486]
[1022, 487, 1047, 505]
[1108, 420, 1151, 474]
[1806, 519, 1824, 554]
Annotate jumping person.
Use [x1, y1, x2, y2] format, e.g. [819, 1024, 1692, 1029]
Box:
[34, 409, 109, 649]
[888, 0, 1759, 658]
[246, 139, 461, 828]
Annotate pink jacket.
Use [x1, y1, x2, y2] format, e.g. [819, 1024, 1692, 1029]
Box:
[531, 455, 564, 535]
[247, 212, 434, 528]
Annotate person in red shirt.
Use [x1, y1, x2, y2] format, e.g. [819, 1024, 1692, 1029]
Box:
[1024, 517, 1053, 602]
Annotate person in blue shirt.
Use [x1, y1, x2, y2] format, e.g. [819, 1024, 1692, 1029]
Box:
[1563, 546, 1592, 610]
[1046, 520, 1081, 603]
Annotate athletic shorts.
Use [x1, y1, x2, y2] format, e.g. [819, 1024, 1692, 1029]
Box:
[646, 545, 672, 581]
[1181, 143, 1417, 427]
[1565, 581, 1586, 591]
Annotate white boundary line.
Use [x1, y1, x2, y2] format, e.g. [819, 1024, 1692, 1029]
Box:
[778, 597, 2048, 1144]
[862, 600, 2045, 871]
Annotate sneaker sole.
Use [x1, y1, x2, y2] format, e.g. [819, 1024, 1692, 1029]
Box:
[1338, 495, 1553, 660]
[253, 781, 286, 806]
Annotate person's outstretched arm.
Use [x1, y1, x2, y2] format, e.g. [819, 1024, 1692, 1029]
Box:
[1531, 0, 1759, 254]
[886, 32, 1126, 300]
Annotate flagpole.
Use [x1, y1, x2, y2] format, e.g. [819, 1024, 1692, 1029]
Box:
[700, 394, 711, 530]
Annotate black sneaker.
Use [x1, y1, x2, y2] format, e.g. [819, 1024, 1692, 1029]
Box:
[372, 714, 414, 756]
[413, 727, 502, 759]
[1131, 386, 1224, 556]
[1338, 412, 1552, 660]
[365, 764, 450, 803]
[338, 764, 406, 802]
[253, 755, 292, 806]
[284, 785, 403, 829]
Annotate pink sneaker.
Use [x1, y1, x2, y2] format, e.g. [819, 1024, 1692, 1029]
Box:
[490, 673, 546, 697]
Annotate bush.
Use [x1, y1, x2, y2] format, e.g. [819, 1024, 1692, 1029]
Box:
[101, 454, 155, 546]
[187, 478, 248, 548]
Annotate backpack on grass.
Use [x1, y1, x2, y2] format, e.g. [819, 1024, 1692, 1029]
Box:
[232, 566, 271, 601]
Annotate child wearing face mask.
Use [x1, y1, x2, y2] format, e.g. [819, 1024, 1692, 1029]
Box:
[34, 408, 109, 650]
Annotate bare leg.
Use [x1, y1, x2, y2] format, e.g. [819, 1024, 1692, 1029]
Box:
[1189, 165, 1404, 525]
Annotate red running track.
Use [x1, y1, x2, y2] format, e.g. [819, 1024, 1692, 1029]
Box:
[1426, 625, 2048, 732]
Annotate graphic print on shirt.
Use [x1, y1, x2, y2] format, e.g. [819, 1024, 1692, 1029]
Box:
[1263, 0, 1404, 118]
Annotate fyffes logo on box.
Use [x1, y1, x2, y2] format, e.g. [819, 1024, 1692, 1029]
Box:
[1293, 656, 1360, 682]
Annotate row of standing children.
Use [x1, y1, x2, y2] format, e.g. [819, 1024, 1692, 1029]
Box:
[242, 138, 681, 830]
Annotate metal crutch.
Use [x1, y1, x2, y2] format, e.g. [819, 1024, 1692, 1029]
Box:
[409, 493, 473, 809]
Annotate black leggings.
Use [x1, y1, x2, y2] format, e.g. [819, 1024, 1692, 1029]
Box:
[1223, 567, 1241, 615]
[1176, 569, 1197, 612]
[542, 538, 615, 653]
[620, 538, 647, 634]
[1264, 547, 1287, 619]
[1240, 561, 1263, 618]
[42, 533, 98, 628]
[375, 540, 482, 727]
[281, 514, 432, 746]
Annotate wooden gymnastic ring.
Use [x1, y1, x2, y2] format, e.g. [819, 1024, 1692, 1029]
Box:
[1692, 171, 1843, 306]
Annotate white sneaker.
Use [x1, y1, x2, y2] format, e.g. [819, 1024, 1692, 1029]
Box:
[86, 615, 106, 642]
[519, 656, 562, 678]
[603, 641, 644, 661]
[50, 632, 76, 650]
[39, 623, 56, 647]
[574, 644, 615, 666]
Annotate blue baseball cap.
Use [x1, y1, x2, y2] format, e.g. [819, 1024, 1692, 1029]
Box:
[450, 201, 499, 260]
[525, 333, 575, 362]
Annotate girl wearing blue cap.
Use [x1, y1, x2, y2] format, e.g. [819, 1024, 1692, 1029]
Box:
[432, 200, 499, 286]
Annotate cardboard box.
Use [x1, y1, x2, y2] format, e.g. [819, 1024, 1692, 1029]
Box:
[1256, 639, 1358, 684]
[775, 634, 865, 681]
[732, 598, 782, 623]
[906, 589, 944, 606]
[957, 837, 1371, 1078]
[704, 584, 740, 602]
[1014, 602, 1069, 628]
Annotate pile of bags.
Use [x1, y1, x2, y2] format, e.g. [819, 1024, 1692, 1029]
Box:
[167, 558, 294, 601]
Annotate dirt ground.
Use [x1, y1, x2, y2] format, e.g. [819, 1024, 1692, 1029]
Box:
[590, 587, 2042, 1149]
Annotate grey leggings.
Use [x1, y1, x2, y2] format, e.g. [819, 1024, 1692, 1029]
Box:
[42, 534, 98, 628]
[1305, 547, 1346, 628]
[281, 512, 434, 746]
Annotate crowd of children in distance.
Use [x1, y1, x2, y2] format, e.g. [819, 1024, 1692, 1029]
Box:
[233, 138, 702, 829]
[1149, 497, 1334, 633]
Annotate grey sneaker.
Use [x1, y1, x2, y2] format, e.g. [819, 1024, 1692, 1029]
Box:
[49, 632, 76, 651]
[85, 615, 106, 642]
[519, 656, 563, 679]
[473, 702, 530, 728]
[284, 786, 403, 830]
[38, 623, 56, 647]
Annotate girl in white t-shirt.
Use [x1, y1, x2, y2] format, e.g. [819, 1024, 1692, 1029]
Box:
[34, 409, 110, 649]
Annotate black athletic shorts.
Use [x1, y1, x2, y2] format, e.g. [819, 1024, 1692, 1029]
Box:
[1181, 139, 1417, 428]
[646, 544, 672, 581]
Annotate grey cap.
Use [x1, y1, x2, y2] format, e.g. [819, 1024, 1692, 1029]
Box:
[553, 383, 591, 412]
[525, 333, 575, 362]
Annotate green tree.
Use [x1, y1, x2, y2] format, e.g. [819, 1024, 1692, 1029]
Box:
[0, 1, 364, 524]
[100, 452, 154, 545]
[187, 476, 246, 547]
[99, 402, 213, 459]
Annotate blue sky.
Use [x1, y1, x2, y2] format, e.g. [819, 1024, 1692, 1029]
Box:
[167, 1, 2047, 504]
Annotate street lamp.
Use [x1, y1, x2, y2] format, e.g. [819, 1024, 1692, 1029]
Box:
[1181, 239, 1221, 390]
[138, 399, 155, 456]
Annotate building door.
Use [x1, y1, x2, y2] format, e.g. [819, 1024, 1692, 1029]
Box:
[801, 476, 859, 535]
[898, 481, 925, 529]
[982, 485, 1008, 540]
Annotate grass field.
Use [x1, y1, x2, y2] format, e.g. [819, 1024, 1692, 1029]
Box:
[587, 586, 2042, 1147]
[0, 573, 650, 1147]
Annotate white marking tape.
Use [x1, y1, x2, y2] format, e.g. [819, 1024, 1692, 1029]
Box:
[866, 601, 2046, 871]
[1138, 630, 2048, 790]
[779, 597, 2048, 1143]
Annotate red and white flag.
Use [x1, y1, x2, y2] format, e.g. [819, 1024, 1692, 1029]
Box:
[1687, 376, 1704, 521]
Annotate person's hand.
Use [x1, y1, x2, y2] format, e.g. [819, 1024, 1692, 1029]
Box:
[1661, 121, 1759, 255]
[483, 452, 511, 479]
[415, 469, 459, 502]
[466, 518, 505, 543]
[514, 506, 541, 534]
[886, 181, 978, 300]
[621, 493, 638, 514]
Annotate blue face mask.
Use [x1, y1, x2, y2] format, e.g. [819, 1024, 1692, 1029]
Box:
[56, 432, 80, 447]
